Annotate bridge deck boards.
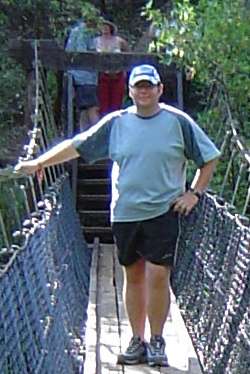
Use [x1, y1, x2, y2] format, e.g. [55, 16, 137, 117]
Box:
[84, 243, 202, 374]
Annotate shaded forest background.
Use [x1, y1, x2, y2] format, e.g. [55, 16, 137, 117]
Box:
[0, 0, 249, 164]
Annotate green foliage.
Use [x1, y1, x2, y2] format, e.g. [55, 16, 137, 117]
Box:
[143, 0, 196, 65]
[1, 0, 100, 40]
[0, 55, 25, 126]
[143, 0, 250, 136]
[0, 179, 26, 247]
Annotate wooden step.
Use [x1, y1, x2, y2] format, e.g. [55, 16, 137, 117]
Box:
[82, 226, 113, 244]
[79, 210, 110, 227]
[77, 162, 113, 243]
[77, 194, 110, 210]
[78, 163, 112, 179]
[77, 178, 111, 195]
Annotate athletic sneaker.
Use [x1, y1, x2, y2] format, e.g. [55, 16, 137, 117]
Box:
[117, 336, 147, 365]
[147, 335, 169, 367]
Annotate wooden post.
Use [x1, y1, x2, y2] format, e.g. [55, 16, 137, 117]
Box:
[67, 73, 74, 138]
[67, 73, 78, 206]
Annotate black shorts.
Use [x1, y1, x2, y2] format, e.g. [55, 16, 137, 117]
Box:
[75, 84, 98, 109]
[112, 210, 180, 267]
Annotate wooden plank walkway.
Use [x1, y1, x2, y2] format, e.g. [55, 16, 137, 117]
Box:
[84, 242, 202, 374]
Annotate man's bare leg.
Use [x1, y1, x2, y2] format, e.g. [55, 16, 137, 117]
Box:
[123, 258, 147, 339]
[79, 110, 89, 131]
[146, 262, 171, 335]
[79, 107, 99, 131]
[117, 258, 147, 365]
[87, 106, 99, 126]
[146, 262, 170, 367]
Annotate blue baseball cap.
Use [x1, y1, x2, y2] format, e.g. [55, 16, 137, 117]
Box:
[129, 64, 161, 86]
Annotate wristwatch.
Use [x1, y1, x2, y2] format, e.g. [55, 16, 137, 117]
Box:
[189, 188, 203, 199]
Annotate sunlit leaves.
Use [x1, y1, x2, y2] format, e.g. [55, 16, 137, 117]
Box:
[143, 0, 250, 137]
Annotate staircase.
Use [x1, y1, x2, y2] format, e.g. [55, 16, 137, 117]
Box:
[77, 160, 114, 244]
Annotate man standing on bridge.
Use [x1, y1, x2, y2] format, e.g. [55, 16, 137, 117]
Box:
[15, 64, 220, 367]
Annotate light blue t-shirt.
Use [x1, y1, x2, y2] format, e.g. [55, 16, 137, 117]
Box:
[65, 21, 97, 85]
[72, 103, 221, 222]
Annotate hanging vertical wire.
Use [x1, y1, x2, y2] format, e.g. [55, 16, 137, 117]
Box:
[0, 210, 10, 249]
[34, 41, 55, 185]
[41, 119, 58, 183]
[219, 147, 237, 197]
[19, 184, 32, 219]
[242, 170, 250, 216]
[27, 176, 39, 213]
[231, 162, 245, 206]
[39, 64, 64, 176]
[36, 113, 56, 185]
[219, 130, 232, 155]
[9, 187, 23, 231]
[36, 64, 62, 181]
[214, 119, 228, 146]
[39, 66, 59, 135]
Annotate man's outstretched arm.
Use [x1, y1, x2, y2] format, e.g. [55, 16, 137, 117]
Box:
[15, 139, 79, 175]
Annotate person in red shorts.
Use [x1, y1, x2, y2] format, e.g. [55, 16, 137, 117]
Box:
[95, 18, 129, 116]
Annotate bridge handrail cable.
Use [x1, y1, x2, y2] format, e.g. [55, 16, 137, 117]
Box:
[0, 40, 68, 267]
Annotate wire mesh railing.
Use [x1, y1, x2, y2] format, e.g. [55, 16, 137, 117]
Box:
[173, 85, 250, 373]
[173, 194, 250, 373]
[0, 41, 91, 373]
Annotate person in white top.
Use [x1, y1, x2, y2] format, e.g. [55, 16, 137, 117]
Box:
[95, 19, 129, 116]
